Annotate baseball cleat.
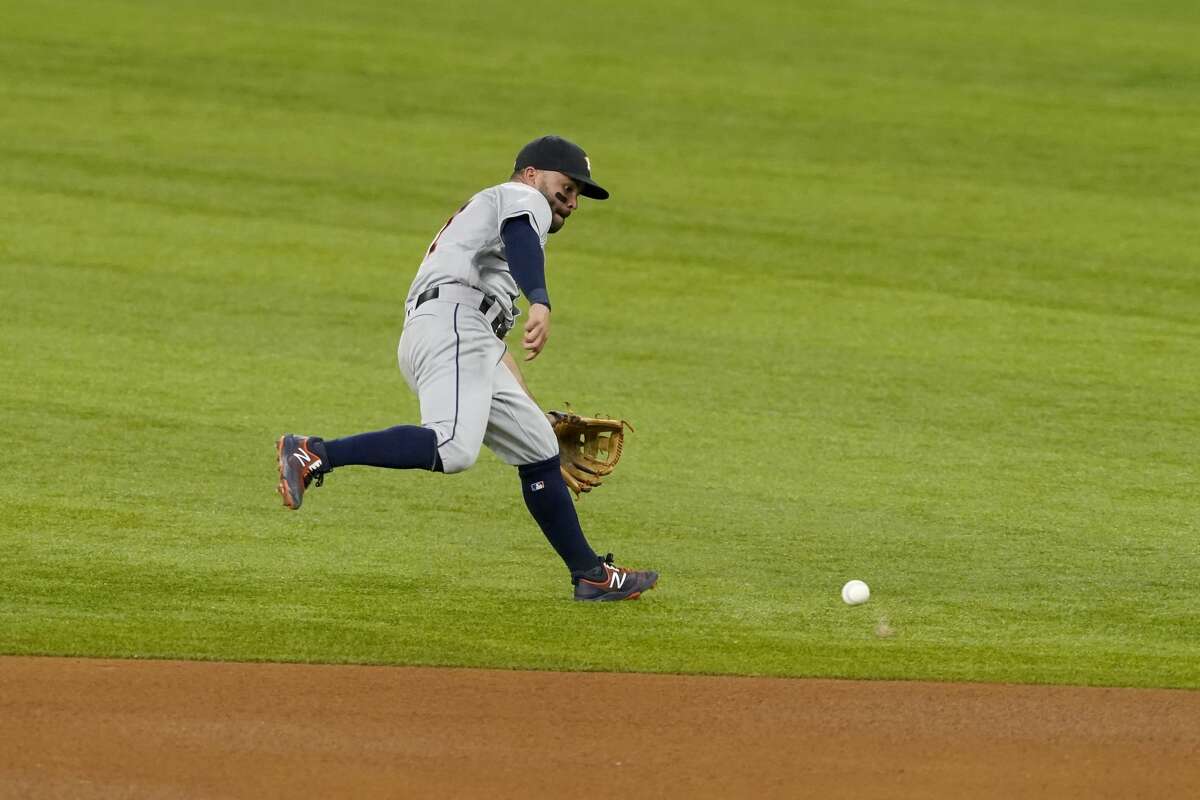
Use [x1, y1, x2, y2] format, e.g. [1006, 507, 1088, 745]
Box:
[572, 553, 658, 602]
[276, 434, 328, 510]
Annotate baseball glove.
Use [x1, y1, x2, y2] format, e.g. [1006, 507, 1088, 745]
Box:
[547, 411, 631, 497]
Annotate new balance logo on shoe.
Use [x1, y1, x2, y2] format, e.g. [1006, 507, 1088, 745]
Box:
[292, 450, 316, 466]
[607, 569, 626, 589]
[293, 453, 322, 472]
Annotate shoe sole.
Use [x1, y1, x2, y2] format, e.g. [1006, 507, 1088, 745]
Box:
[276, 435, 301, 510]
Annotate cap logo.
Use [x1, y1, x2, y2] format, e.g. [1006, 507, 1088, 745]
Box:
[584, 155, 591, 173]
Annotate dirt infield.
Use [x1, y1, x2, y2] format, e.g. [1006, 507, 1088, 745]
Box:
[1, 657, 1197, 798]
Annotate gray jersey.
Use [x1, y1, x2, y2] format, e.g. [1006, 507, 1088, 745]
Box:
[406, 181, 552, 316]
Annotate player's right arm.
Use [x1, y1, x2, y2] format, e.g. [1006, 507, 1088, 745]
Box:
[521, 302, 550, 361]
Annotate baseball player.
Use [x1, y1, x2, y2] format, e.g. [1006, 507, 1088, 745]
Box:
[276, 135, 658, 601]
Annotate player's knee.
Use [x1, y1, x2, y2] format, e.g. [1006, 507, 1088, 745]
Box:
[438, 439, 480, 474]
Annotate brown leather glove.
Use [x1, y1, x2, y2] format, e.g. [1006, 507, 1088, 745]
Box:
[546, 411, 630, 497]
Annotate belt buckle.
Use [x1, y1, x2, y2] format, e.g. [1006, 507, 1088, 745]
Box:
[494, 308, 515, 340]
[477, 294, 511, 338]
[491, 313, 513, 339]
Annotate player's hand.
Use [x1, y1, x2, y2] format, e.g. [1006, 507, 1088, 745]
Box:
[523, 303, 550, 361]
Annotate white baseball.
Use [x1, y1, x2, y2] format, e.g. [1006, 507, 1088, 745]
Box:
[841, 579, 870, 605]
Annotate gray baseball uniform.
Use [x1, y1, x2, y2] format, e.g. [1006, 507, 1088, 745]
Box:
[276, 135, 659, 600]
[399, 182, 559, 474]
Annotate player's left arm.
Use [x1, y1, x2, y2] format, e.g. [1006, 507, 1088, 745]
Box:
[500, 216, 551, 361]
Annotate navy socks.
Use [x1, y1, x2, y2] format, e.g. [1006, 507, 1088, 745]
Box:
[322, 426, 443, 472]
[518, 456, 598, 574]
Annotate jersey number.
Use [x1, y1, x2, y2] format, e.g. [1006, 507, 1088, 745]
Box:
[426, 202, 470, 256]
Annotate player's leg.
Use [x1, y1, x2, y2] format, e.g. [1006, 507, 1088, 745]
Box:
[332, 303, 497, 474]
[276, 303, 495, 509]
[482, 366, 595, 572]
[483, 359, 658, 600]
[403, 304, 500, 474]
[277, 423, 439, 509]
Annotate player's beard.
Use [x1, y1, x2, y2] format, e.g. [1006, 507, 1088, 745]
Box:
[548, 193, 573, 233]
[535, 185, 570, 233]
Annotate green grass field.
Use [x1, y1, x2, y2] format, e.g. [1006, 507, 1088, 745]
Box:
[2, 0, 1198, 688]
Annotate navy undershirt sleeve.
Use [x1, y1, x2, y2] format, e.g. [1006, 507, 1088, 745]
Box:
[500, 215, 550, 309]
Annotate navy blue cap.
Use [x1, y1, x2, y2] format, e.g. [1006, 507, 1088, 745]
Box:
[514, 136, 609, 200]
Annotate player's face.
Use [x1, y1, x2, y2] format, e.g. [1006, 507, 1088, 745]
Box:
[534, 170, 581, 233]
